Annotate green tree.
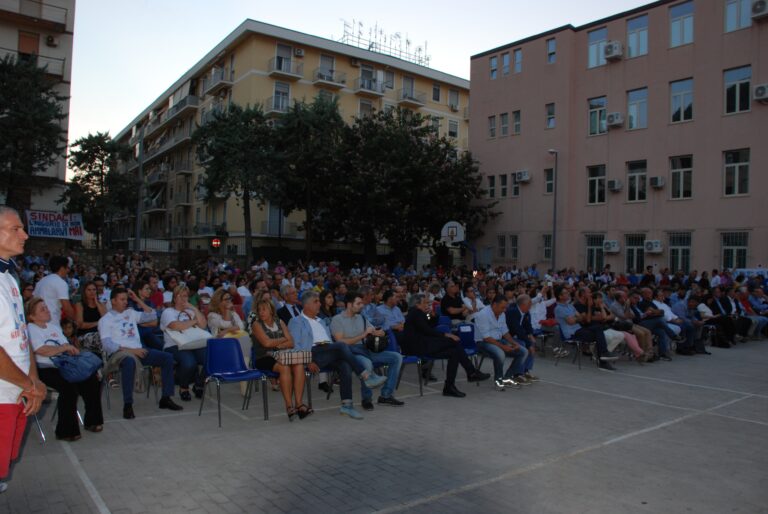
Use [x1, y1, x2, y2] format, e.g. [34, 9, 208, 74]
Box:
[0, 55, 67, 211]
[192, 104, 276, 265]
[59, 132, 136, 252]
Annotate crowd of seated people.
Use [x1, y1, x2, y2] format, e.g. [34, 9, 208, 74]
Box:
[11, 249, 768, 430]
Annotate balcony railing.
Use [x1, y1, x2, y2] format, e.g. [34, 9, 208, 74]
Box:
[171, 226, 189, 237]
[353, 77, 384, 96]
[265, 95, 290, 115]
[397, 89, 426, 107]
[146, 170, 168, 187]
[174, 189, 192, 205]
[193, 223, 227, 235]
[268, 57, 303, 80]
[200, 104, 225, 125]
[163, 159, 193, 175]
[312, 68, 346, 88]
[1, 47, 64, 76]
[143, 197, 167, 212]
[143, 126, 193, 162]
[0, 0, 68, 29]
[202, 68, 234, 96]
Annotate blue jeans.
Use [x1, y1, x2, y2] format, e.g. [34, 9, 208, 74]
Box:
[477, 340, 528, 380]
[354, 349, 402, 400]
[165, 346, 206, 389]
[311, 343, 367, 402]
[120, 349, 175, 404]
[138, 326, 164, 351]
[513, 337, 535, 373]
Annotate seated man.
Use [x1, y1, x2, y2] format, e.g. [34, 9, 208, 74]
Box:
[98, 288, 182, 419]
[554, 286, 616, 371]
[474, 296, 529, 390]
[628, 289, 677, 361]
[608, 291, 655, 360]
[653, 289, 696, 355]
[331, 291, 404, 410]
[288, 290, 386, 420]
[440, 281, 469, 325]
[671, 296, 710, 354]
[376, 290, 405, 339]
[505, 294, 539, 382]
[748, 287, 768, 318]
[737, 288, 768, 339]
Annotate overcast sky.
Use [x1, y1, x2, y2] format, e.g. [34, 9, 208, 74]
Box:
[68, 0, 649, 145]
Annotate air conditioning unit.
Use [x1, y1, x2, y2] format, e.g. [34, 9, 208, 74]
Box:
[45, 35, 59, 47]
[603, 240, 620, 253]
[449, 103, 459, 112]
[294, 48, 305, 57]
[752, 0, 768, 20]
[649, 176, 665, 189]
[644, 240, 663, 253]
[607, 179, 623, 192]
[514, 170, 531, 183]
[754, 83, 768, 103]
[607, 112, 624, 127]
[350, 57, 360, 67]
[603, 41, 623, 61]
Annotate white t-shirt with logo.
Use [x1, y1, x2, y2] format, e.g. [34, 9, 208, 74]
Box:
[33, 273, 69, 326]
[0, 272, 31, 404]
[98, 308, 145, 355]
[27, 322, 67, 368]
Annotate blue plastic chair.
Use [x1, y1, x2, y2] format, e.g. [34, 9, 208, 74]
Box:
[456, 323, 483, 385]
[437, 315, 451, 327]
[388, 330, 423, 396]
[199, 338, 268, 427]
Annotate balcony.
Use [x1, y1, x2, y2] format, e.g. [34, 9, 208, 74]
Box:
[200, 105, 224, 125]
[265, 95, 290, 116]
[143, 196, 167, 214]
[162, 95, 199, 125]
[312, 68, 346, 89]
[463, 106, 470, 120]
[171, 226, 190, 238]
[268, 57, 303, 81]
[143, 127, 193, 164]
[260, 220, 299, 237]
[193, 223, 227, 236]
[166, 159, 193, 176]
[1, 47, 64, 76]
[353, 77, 384, 97]
[202, 68, 234, 97]
[0, 0, 68, 32]
[397, 89, 426, 108]
[173, 188, 192, 207]
[146, 169, 168, 188]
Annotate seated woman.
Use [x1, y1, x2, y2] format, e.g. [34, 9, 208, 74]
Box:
[26, 297, 103, 440]
[131, 280, 164, 351]
[207, 287, 249, 365]
[402, 293, 490, 398]
[317, 289, 337, 328]
[160, 285, 208, 401]
[75, 281, 107, 356]
[250, 298, 308, 420]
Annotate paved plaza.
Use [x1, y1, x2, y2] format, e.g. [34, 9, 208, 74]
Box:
[1, 342, 767, 514]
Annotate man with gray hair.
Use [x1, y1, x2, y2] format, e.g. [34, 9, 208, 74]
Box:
[277, 285, 301, 325]
[505, 294, 539, 382]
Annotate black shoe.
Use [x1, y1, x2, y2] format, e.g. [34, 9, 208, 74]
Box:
[318, 382, 331, 393]
[179, 390, 192, 401]
[377, 396, 405, 406]
[159, 397, 183, 411]
[676, 348, 695, 356]
[123, 404, 135, 420]
[421, 371, 438, 382]
[193, 384, 204, 399]
[659, 353, 673, 361]
[361, 398, 374, 411]
[598, 361, 616, 371]
[442, 384, 466, 398]
[695, 349, 712, 355]
[467, 371, 491, 382]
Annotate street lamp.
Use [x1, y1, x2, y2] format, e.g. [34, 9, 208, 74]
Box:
[548, 149, 558, 272]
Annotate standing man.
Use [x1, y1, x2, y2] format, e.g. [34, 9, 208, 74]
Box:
[0, 206, 46, 493]
[32, 255, 75, 326]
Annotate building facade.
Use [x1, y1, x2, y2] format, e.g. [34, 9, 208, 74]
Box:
[0, 0, 75, 211]
[470, 0, 767, 274]
[113, 19, 469, 258]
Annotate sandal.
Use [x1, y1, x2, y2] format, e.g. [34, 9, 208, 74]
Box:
[286, 407, 297, 422]
[297, 404, 314, 420]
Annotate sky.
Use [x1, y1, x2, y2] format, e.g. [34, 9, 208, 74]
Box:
[68, 0, 651, 146]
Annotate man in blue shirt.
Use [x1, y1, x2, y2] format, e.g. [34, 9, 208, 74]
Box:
[505, 294, 539, 382]
[554, 287, 615, 371]
[474, 295, 529, 389]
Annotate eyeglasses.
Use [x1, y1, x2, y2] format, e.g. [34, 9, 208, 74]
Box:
[223, 296, 232, 301]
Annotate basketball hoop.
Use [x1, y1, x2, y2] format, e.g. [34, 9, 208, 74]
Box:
[440, 221, 465, 245]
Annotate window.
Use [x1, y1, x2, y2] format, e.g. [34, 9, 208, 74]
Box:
[588, 165, 606, 204]
[722, 232, 748, 269]
[359, 99, 373, 118]
[625, 234, 646, 273]
[627, 15, 648, 57]
[431, 116, 441, 133]
[487, 176, 496, 198]
[488, 115, 497, 138]
[670, 155, 693, 199]
[725, 0, 752, 32]
[509, 234, 519, 261]
[497, 235, 506, 259]
[588, 96, 607, 135]
[501, 52, 510, 76]
[513, 48, 522, 73]
[511, 174, 520, 197]
[669, 232, 692, 273]
[500, 112, 509, 136]
[274, 81, 290, 111]
[490, 56, 498, 79]
[585, 234, 605, 271]
[627, 88, 648, 129]
[671, 78, 694, 122]
[543, 234, 552, 261]
[546, 38, 556, 63]
[500, 174, 508, 197]
[432, 83, 440, 102]
[544, 168, 554, 194]
[384, 70, 394, 89]
[724, 66, 751, 114]
[448, 120, 459, 138]
[588, 27, 608, 68]
[512, 110, 521, 134]
[724, 149, 749, 196]
[449, 89, 459, 109]
[670, 1, 694, 47]
[546, 103, 555, 129]
[317, 89, 336, 103]
[627, 160, 647, 202]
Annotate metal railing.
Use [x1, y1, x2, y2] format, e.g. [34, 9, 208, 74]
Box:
[193, 223, 227, 235]
[268, 56, 303, 77]
[0, 0, 68, 26]
[266, 95, 290, 114]
[202, 68, 233, 96]
[354, 77, 383, 94]
[146, 170, 168, 186]
[398, 89, 426, 104]
[0, 47, 64, 76]
[312, 68, 346, 85]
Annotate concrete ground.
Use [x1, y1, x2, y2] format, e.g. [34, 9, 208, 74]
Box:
[1, 340, 767, 514]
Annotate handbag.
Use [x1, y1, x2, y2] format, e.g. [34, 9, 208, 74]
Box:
[362, 317, 387, 353]
[51, 351, 103, 383]
[164, 326, 211, 350]
[274, 350, 313, 365]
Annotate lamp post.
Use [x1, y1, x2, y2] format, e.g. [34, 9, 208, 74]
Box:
[548, 149, 558, 272]
[134, 125, 145, 252]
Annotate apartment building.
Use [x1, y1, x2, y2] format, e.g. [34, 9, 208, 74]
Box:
[113, 19, 469, 257]
[470, 0, 767, 274]
[0, 0, 75, 210]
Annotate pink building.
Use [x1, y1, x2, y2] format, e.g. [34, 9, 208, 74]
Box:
[469, 0, 768, 275]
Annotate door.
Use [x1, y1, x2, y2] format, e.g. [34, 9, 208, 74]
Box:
[18, 31, 39, 58]
[276, 44, 292, 72]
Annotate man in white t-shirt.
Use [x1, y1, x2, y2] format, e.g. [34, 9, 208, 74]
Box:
[98, 288, 182, 419]
[32, 255, 75, 326]
[0, 206, 45, 493]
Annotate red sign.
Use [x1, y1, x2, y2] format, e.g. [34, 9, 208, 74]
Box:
[211, 238, 221, 248]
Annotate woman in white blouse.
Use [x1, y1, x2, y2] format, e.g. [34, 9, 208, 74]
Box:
[26, 297, 103, 440]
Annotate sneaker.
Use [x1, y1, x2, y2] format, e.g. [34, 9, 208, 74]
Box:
[600, 351, 619, 360]
[361, 398, 374, 411]
[339, 404, 363, 420]
[159, 397, 183, 411]
[363, 373, 387, 389]
[494, 379, 506, 391]
[0, 481, 7, 494]
[513, 375, 532, 386]
[501, 377, 521, 388]
[598, 361, 617, 371]
[377, 396, 405, 406]
[524, 372, 540, 382]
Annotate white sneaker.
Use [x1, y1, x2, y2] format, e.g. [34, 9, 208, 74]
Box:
[0, 481, 8, 493]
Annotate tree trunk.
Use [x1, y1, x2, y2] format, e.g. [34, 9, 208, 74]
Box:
[362, 226, 377, 264]
[4, 179, 31, 216]
[242, 188, 254, 266]
[304, 191, 313, 261]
